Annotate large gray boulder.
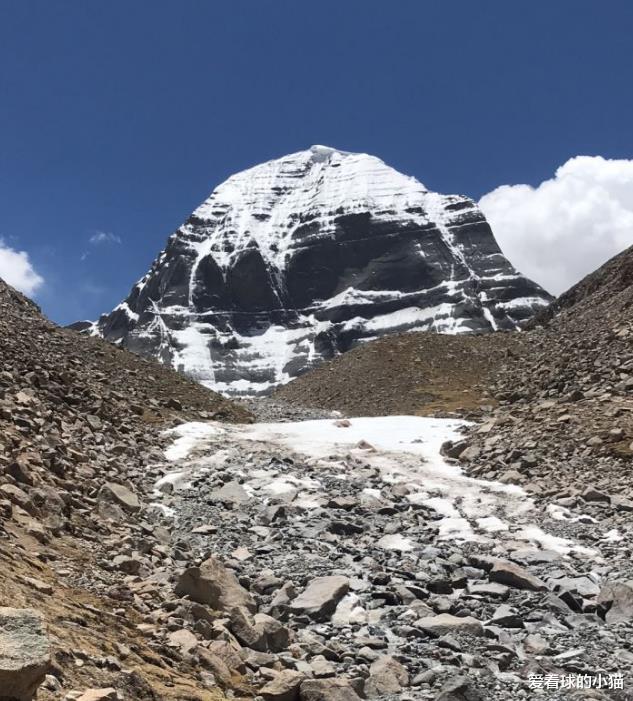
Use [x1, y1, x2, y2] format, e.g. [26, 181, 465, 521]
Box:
[0, 607, 50, 701]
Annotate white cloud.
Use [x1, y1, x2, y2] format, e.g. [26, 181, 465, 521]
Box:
[0, 239, 44, 296]
[479, 156, 633, 295]
[89, 230, 121, 245]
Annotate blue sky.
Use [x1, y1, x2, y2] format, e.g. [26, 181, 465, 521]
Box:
[1, 0, 632, 322]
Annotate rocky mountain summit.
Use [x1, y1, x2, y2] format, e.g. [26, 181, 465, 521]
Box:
[82, 146, 551, 394]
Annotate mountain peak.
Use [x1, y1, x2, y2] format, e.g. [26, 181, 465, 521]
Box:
[88, 149, 552, 395]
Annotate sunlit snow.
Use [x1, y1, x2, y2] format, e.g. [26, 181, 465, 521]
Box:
[154, 415, 600, 558]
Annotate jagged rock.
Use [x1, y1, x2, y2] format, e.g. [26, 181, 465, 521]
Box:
[290, 576, 350, 621]
[195, 647, 233, 686]
[433, 675, 483, 701]
[260, 670, 304, 701]
[364, 655, 409, 696]
[487, 604, 524, 628]
[166, 629, 198, 655]
[299, 678, 362, 701]
[0, 607, 50, 701]
[489, 560, 547, 591]
[175, 555, 256, 613]
[597, 581, 633, 623]
[416, 613, 484, 637]
[98, 482, 141, 513]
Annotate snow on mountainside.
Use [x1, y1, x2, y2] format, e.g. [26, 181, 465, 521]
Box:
[79, 146, 552, 394]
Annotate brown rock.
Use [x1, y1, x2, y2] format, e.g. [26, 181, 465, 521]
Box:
[300, 678, 362, 701]
[489, 560, 547, 591]
[175, 555, 256, 613]
[76, 689, 120, 701]
[98, 482, 141, 513]
[260, 670, 304, 701]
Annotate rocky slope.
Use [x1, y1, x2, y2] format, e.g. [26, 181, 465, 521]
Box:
[530, 242, 633, 325]
[0, 277, 252, 700]
[82, 146, 551, 395]
[274, 330, 518, 417]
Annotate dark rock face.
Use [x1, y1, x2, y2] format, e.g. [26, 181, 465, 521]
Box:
[85, 146, 552, 394]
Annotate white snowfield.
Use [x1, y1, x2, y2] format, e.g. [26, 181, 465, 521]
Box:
[155, 416, 601, 558]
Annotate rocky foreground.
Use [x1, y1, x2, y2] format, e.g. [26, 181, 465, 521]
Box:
[132, 399, 633, 701]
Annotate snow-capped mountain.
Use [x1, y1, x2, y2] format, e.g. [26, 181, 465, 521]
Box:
[81, 146, 552, 394]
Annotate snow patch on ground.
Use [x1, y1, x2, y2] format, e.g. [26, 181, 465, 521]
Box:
[163, 422, 221, 461]
[158, 416, 601, 557]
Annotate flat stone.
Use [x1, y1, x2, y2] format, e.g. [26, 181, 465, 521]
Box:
[76, 689, 119, 701]
[290, 576, 349, 622]
[98, 482, 140, 513]
[417, 613, 484, 637]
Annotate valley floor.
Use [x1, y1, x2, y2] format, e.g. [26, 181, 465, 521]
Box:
[138, 398, 633, 701]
